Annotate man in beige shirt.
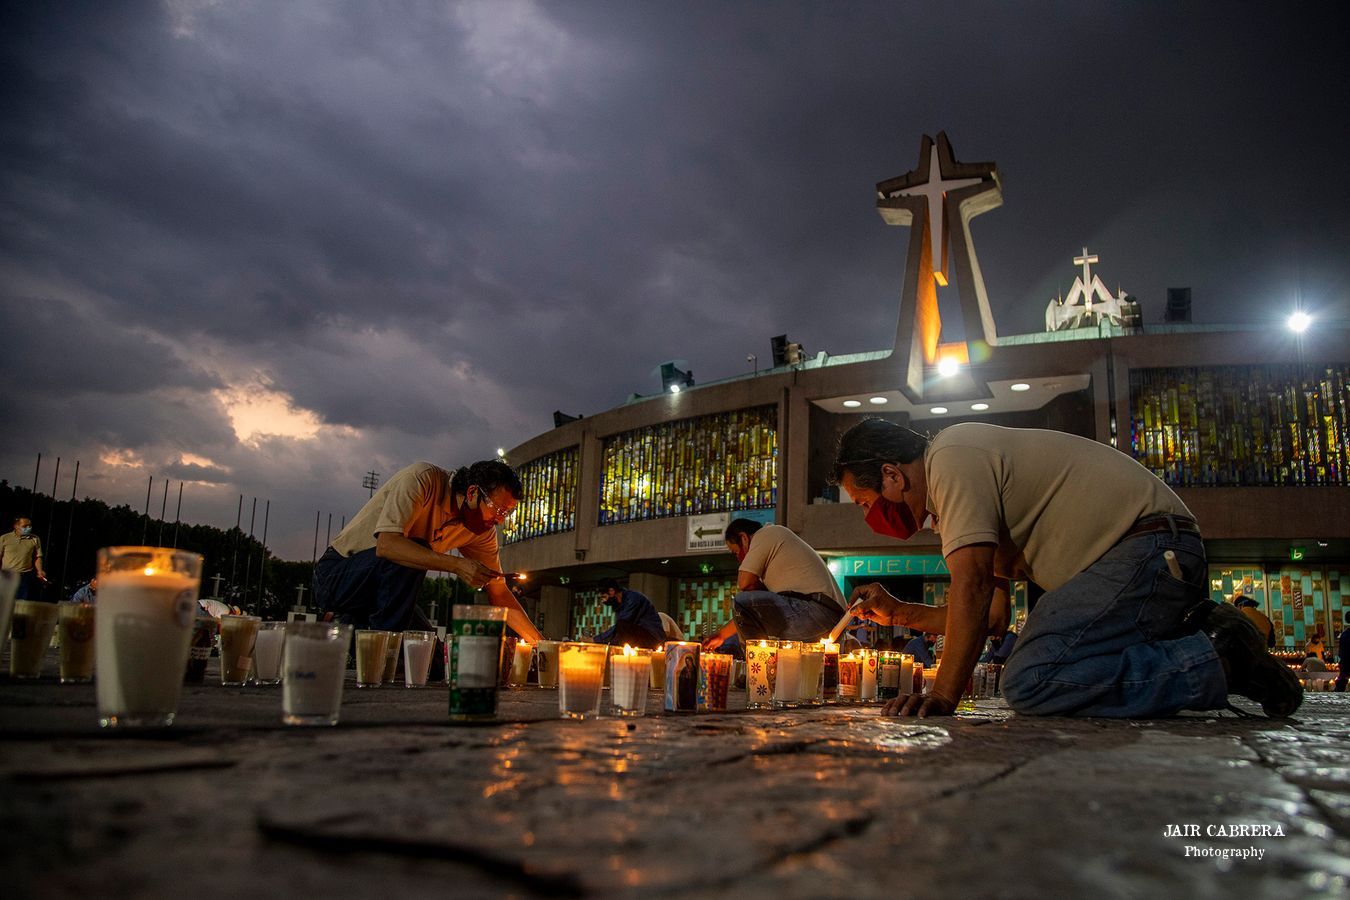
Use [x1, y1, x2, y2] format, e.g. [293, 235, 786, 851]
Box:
[0, 517, 47, 600]
[703, 519, 846, 651]
[834, 419, 1300, 719]
[314, 460, 541, 642]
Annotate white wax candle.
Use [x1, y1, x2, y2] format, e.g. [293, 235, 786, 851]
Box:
[649, 648, 667, 691]
[610, 647, 650, 713]
[860, 650, 878, 701]
[96, 569, 198, 721]
[559, 647, 604, 716]
[899, 655, 914, 696]
[510, 640, 532, 685]
[774, 644, 801, 703]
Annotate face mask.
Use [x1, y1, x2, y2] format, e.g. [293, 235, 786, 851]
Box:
[864, 494, 919, 540]
[19, 526, 32, 536]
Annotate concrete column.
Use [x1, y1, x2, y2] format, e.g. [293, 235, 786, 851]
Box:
[784, 385, 811, 532]
[573, 428, 603, 559]
[629, 572, 674, 617]
[538, 585, 572, 640]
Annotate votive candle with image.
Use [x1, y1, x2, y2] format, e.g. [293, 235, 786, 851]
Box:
[744, 639, 778, 709]
[837, 652, 861, 702]
[536, 639, 559, 688]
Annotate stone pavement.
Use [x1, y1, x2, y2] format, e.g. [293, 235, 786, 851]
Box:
[1, 661, 1348, 899]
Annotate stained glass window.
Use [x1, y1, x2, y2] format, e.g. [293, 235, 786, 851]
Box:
[502, 446, 580, 544]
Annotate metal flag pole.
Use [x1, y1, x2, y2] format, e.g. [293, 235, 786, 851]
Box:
[141, 476, 153, 544]
[30, 453, 41, 516]
[257, 500, 270, 615]
[157, 480, 169, 546]
[173, 482, 184, 548]
[60, 460, 80, 595]
[229, 494, 242, 595]
[312, 510, 320, 565]
[242, 498, 257, 607]
[44, 457, 61, 558]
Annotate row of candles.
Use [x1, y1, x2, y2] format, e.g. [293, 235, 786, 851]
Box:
[487, 636, 971, 720]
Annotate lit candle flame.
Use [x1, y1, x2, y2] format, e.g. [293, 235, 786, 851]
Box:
[622, 643, 636, 657]
[518, 640, 529, 649]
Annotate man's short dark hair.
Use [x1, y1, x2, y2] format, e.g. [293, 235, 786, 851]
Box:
[598, 578, 620, 593]
[451, 460, 523, 500]
[724, 518, 764, 543]
[831, 418, 930, 491]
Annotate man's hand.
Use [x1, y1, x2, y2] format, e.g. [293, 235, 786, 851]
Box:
[881, 691, 957, 718]
[849, 583, 902, 625]
[449, 556, 498, 589]
[702, 634, 726, 651]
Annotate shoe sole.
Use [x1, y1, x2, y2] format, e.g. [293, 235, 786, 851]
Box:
[1249, 653, 1304, 718]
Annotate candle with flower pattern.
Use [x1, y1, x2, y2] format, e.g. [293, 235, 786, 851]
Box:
[745, 639, 778, 709]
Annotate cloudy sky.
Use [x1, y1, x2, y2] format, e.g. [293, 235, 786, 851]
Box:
[2, 1, 1346, 561]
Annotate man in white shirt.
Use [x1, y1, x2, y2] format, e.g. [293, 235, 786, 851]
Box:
[703, 519, 846, 651]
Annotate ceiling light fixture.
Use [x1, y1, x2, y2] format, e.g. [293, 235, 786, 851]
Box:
[1010, 382, 1031, 392]
[930, 406, 948, 414]
[971, 402, 989, 411]
[869, 397, 888, 405]
[842, 399, 862, 408]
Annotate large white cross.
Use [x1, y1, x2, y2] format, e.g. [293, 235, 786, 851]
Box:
[1074, 247, 1099, 309]
[896, 144, 983, 279]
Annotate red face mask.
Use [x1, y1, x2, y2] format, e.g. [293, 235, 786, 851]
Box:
[865, 494, 919, 540]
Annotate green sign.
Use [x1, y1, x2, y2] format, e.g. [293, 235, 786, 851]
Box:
[830, 555, 950, 579]
[1290, 546, 1306, 561]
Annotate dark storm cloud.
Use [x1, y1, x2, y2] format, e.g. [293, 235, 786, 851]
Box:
[1, 0, 1346, 556]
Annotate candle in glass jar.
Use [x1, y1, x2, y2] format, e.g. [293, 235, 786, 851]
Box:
[860, 649, 878, 701]
[819, 639, 839, 702]
[745, 639, 778, 709]
[878, 651, 901, 700]
[536, 640, 559, 688]
[798, 643, 824, 706]
[899, 653, 914, 696]
[558, 642, 606, 719]
[650, 645, 667, 692]
[837, 652, 860, 702]
[509, 639, 532, 686]
[773, 641, 801, 708]
[610, 644, 651, 716]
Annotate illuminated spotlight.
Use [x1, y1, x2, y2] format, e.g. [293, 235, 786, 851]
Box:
[496, 447, 506, 457]
[1010, 382, 1031, 392]
[937, 357, 960, 377]
[930, 406, 948, 414]
[869, 396, 888, 405]
[669, 383, 681, 394]
[1287, 311, 1312, 333]
[971, 402, 989, 411]
[842, 399, 862, 408]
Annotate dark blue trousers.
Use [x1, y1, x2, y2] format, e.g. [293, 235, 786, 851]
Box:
[313, 547, 434, 632]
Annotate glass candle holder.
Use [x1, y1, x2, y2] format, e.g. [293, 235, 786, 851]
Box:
[251, 621, 287, 686]
[698, 652, 732, 712]
[837, 652, 861, 703]
[282, 622, 352, 726]
[745, 639, 778, 709]
[773, 640, 802, 709]
[609, 645, 652, 716]
[536, 639, 560, 688]
[878, 650, 902, 700]
[508, 638, 533, 687]
[820, 639, 840, 703]
[898, 653, 915, 697]
[663, 641, 701, 712]
[58, 602, 97, 684]
[797, 643, 825, 706]
[859, 648, 879, 702]
[9, 599, 59, 678]
[95, 546, 202, 728]
[558, 642, 607, 719]
[448, 604, 508, 720]
[354, 629, 390, 688]
[381, 631, 403, 684]
[401, 630, 437, 687]
[649, 644, 668, 693]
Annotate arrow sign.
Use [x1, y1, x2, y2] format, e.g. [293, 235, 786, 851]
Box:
[686, 513, 730, 553]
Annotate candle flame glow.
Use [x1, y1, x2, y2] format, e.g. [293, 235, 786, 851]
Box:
[622, 643, 636, 657]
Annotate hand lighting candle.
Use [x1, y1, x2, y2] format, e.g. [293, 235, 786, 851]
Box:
[610, 644, 651, 716]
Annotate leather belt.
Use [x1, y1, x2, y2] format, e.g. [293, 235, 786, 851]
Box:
[1121, 514, 1201, 541]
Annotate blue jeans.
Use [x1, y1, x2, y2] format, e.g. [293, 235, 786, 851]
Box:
[1001, 531, 1228, 717]
[732, 590, 844, 642]
[312, 547, 434, 632]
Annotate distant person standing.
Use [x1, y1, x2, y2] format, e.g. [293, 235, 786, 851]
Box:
[1234, 595, 1274, 649]
[0, 517, 47, 600]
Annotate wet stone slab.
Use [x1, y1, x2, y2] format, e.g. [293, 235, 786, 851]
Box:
[1, 670, 1348, 898]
